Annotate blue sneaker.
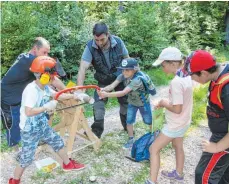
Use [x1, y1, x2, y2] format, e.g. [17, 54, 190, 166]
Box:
[123, 138, 134, 149]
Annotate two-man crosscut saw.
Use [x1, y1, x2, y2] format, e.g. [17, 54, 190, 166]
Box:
[54, 85, 100, 111]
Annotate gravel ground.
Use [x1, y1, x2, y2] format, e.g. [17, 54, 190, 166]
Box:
[0, 86, 211, 184]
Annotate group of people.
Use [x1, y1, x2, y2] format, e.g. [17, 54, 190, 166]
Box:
[1, 22, 228, 184]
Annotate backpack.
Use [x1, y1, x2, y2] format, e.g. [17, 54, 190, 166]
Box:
[126, 109, 164, 162]
[134, 71, 156, 96]
[126, 130, 160, 162]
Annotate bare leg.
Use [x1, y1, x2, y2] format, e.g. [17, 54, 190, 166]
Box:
[127, 124, 134, 137]
[172, 137, 184, 175]
[149, 133, 173, 182]
[13, 165, 25, 180]
[57, 148, 70, 165]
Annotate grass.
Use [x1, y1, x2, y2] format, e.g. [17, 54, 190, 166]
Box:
[31, 170, 55, 184]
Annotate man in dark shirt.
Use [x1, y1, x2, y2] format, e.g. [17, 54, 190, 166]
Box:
[77, 23, 129, 138]
[184, 50, 229, 184]
[1, 37, 66, 147]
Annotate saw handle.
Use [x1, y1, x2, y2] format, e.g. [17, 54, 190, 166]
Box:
[54, 85, 100, 100]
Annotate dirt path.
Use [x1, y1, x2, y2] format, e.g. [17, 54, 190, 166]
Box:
[0, 86, 211, 184]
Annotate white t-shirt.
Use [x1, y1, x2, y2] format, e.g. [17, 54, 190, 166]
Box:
[19, 81, 55, 130]
[165, 76, 193, 131]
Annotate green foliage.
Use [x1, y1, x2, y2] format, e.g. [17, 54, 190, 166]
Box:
[1, 1, 228, 78]
[117, 2, 170, 68]
[192, 85, 208, 126]
[157, 1, 228, 53]
[145, 68, 172, 86]
[1, 2, 85, 77]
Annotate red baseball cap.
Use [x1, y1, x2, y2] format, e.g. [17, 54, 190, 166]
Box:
[189, 50, 216, 73]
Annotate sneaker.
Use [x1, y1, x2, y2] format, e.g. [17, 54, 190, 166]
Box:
[63, 158, 85, 172]
[8, 178, 20, 184]
[161, 169, 184, 182]
[123, 138, 134, 149]
[145, 179, 156, 184]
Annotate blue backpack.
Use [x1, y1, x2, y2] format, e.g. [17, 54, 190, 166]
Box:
[132, 71, 156, 111]
[134, 71, 156, 96]
[126, 130, 160, 162]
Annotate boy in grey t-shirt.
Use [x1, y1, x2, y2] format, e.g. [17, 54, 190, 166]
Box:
[98, 58, 155, 149]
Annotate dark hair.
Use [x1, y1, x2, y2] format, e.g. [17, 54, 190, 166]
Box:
[32, 37, 50, 49]
[93, 22, 108, 36]
[192, 64, 219, 76]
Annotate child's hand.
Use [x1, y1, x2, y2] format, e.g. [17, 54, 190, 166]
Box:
[154, 103, 161, 109]
[74, 92, 91, 103]
[97, 90, 108, 99]
[154, 99, 167, 109]
[158, 99, 168, 108]
[201, 139, 218, 153]
[43, 100, 58, 111]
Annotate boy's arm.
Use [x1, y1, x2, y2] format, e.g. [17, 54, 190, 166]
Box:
[215, 133, 229, 152]
[25, 100, 58, 117]
[103, 80, 121, 92]
[99, 86, 132, 98]
[202, 133, 229, 153]
[52, 92, 74, 101]
[25, 106, 46, 117]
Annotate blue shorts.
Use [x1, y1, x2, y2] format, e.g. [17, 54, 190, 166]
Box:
[126, 102, 152, 125]
[162, 124, 190, 138]
[18, 117, 64, 168]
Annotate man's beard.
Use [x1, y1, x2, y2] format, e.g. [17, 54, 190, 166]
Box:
[99, 40, 110, 50]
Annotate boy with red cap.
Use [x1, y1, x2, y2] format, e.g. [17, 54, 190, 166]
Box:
[184, 50, 229, 184]
[9, 56, 85, 184]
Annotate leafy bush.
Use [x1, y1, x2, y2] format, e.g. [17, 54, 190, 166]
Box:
[157, 1, 228, 53]
[1, 1, 228, 78]
[1, 2, 85, 78]
[116, 2, 170, 68]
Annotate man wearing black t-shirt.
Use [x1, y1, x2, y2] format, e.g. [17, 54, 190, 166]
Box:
[184, 50, 229, 184]
[1, 37, 66, 147]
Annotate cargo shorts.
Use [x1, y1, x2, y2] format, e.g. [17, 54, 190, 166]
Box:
[17, 115, 64, 168]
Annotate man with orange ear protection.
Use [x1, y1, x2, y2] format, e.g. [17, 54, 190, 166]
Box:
[8, 56, 85, 184]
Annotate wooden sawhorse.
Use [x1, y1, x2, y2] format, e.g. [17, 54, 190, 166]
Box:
[39, 99, 101, 163]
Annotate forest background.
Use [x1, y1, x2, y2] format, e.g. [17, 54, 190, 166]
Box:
[2, 1, 229, 81]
